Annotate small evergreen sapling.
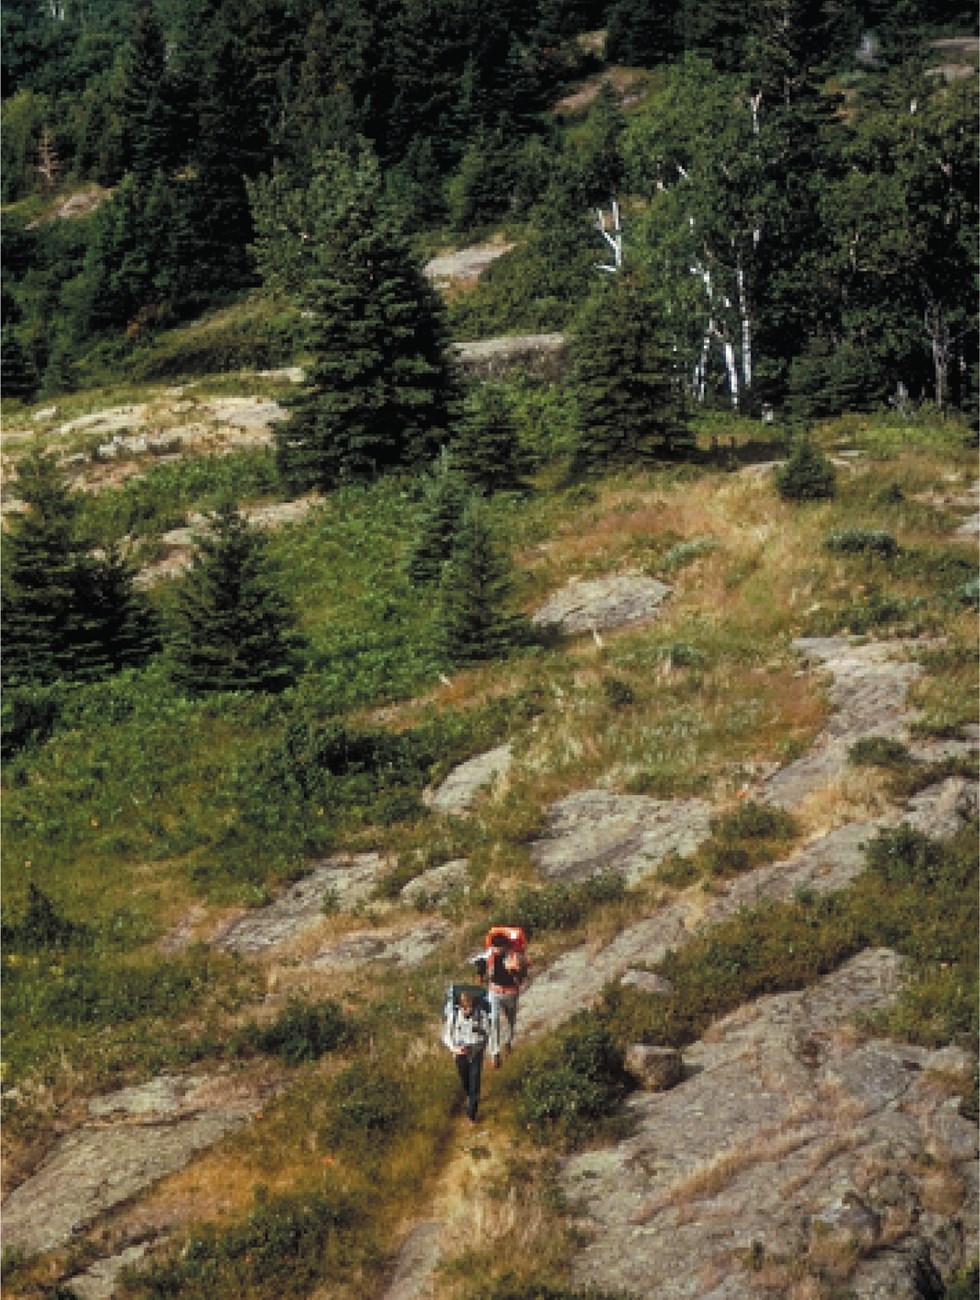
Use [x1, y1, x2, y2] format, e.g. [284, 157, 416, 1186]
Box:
[406, 452, 470, 585]
[451, 381, 526, 493]
[437, 499, 527, 666]
[775, 438, 837, 502]
[169, 501, 305, 695]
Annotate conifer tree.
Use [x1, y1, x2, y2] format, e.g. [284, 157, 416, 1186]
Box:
[252, 146, 457, 492]
[437, 500, 527, 666]
[169, 502, 304, 695]
[406, 453, 470, 585]
[2, 451, 157, 687]
[118, 0, 172, 185]
[451, 382, 526, 493]
[570, 273, 692, 474]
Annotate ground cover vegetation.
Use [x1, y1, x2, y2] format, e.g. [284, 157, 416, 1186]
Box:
[1, 2, 977, 1297]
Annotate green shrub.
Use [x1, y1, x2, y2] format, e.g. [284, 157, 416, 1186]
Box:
[824, 528, 899, 559]
[327, 1061, 405, 1154]
[709, 801, 796, 843]
[863, 823, 963, 889]
[129, 312, 299, 382]
[516, 1016, 628, 1148]
[504, 872, 626, 936]
[944, 1262, 980, 1300]
[232, 999, 351, 1066]
[121, 1185, 361, 1299]
[775, 440, 836, 502]
[0, 882, 88, 951]
[601, 676, 635, 709]
[847, 736, 911, 768]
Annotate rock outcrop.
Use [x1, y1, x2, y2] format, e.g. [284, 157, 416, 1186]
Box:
[562, 950, 977, 1297]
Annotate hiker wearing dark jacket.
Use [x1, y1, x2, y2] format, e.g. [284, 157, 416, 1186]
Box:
[443, 991, 490, 1122]
[485, 933, 525, 1067]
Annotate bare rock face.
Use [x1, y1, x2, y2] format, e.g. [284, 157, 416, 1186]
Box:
[426, 744, 512, 816]
[519, 819, 883, 1039]
[217, 853, 388, 954]
[903, 776, 979, 841]
[562, 950, 978, 1298]
[532, 575, 671, 635]
[0, 1074, 265, 1256]
[758, 638, 925, 810]
[311, 918, 451, 970]
[63, 1244, 151, 1300]
[452, 333, 567, 381]
[624, 1045, 684, 1092]
[620, 970, 674, 996]
[528, 789, 713, 885]
[400, 859, 470, 907]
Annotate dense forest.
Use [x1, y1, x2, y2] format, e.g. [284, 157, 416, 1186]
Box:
[2, 0, 978, 422]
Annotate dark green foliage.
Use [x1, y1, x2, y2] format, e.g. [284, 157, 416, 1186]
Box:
[602, 676, 635, 709]
[944, 1261, 979, 1300]
[437, 499, 529, 666]
[327, 1061, 405, 1152]
[570, 274, 693, 473]
[121, 1185, 361, 1300]
[863, 823, 959, 889]
[606, 0, 682, 66]
[825, 527, 899, 559]
[232, 999, 351, 1066]
[775, 440, 837, 502]
[1, 883, 87, 952]
[1, 682, 65, 758]
[405, 454, 471, 585]
[502, 872, 626, 936]
[256, 148, 457, 491]
[169, 502, 305, 695]
[848, 736, 911, 768]
[452, 382, 527, 493]
[516, 1016, 629, 1148]
[2, 450, 158, 689]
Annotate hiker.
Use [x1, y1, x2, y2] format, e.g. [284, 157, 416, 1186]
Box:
[443, 989, 490, 1123]
[484, 930, 527, 1068]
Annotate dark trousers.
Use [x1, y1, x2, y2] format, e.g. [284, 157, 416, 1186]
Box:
[455, 1049, 483, 1120]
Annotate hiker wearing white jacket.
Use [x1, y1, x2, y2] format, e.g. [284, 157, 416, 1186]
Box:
[443, 991, 490, 1122]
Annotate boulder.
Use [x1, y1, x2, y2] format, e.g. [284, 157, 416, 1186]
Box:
[624, 1045, 684, 1092]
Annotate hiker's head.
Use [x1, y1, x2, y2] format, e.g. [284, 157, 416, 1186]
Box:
[491, 933, 509, 951]
[460, 992, 474, 1013]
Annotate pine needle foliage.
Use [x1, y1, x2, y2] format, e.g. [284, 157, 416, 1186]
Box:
[254, 147, 457, 492]
[2, 450, 158, 688]
[437, 498, 527, 666]
[405, 452, 471, 585]
[169, 502, 304, 695]
[570, 272, 693, 474]
[452, 380, 527, 493]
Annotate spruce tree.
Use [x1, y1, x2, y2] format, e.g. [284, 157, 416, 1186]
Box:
[2, 449, 80, 688]
[570, 273, 692, 474]
[406, 453, 470, 585]
[451, 382, 526, 494]
[251, 146, 457, 492]
[2, 451, 157, 687]
[169, 502, 304, 695]
[437, 500, 526, 666]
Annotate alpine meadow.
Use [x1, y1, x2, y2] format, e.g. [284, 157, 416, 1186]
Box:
[1, 2, 978, 1297]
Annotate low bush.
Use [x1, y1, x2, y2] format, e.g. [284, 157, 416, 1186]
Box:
[129, 312, 299, 383]
[326, 1061, 406, 1158]
[657, 537, 718, 574]
[120, 1184, 362, 1299]
[231, 999, 352, 1065]
[0, 883, 87, 951]
[847, 736, 911, 768]
[775, 440, 836, 502]
[824, 528, 899, 559]
[503, 872, 626, 936]
[515, 1016, 629, 1148]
